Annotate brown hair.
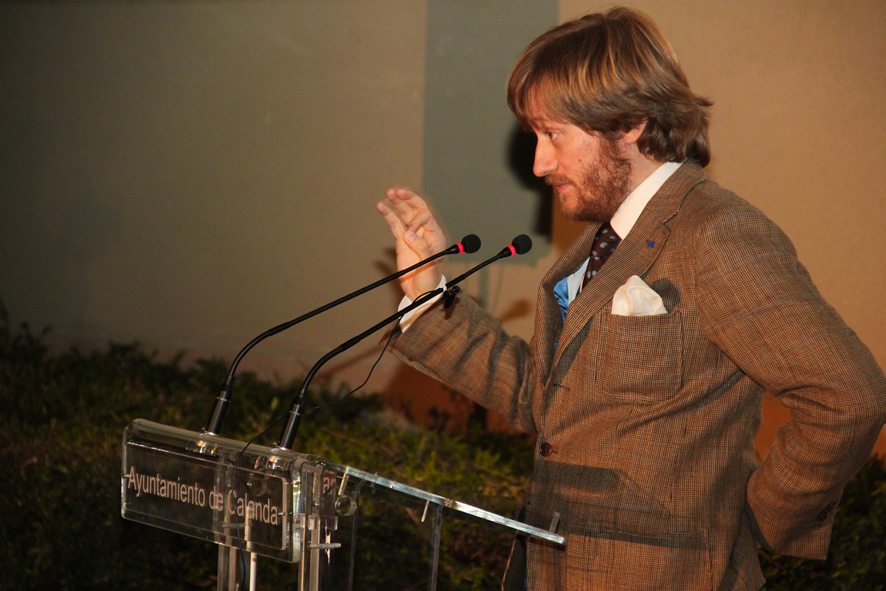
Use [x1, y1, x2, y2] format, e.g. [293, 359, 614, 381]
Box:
[508, 7, 713, 166]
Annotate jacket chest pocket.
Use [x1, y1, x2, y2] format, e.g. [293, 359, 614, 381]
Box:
[597, 310, 683, 401]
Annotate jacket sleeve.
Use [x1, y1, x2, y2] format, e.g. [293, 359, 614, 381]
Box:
[695, 201, 886, 559]
[388, 292, 542, 435]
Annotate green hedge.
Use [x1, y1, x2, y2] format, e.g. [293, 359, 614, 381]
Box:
[0, 306, 530, 590]
[0, 305, 883, 589]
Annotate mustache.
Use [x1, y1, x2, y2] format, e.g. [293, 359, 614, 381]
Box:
[545, 175, 569, 186]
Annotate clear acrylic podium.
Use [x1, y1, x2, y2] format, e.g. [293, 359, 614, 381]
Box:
[121, 419, 564, 590]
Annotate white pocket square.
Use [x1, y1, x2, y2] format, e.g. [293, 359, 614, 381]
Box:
[611, 275, 667, 317]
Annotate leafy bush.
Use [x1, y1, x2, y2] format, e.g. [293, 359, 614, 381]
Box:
[0, 304, 532, 590]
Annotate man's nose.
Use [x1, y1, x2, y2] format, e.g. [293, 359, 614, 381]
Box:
[533, 140, 556, 177]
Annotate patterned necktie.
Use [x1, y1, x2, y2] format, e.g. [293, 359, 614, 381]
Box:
[582, 221, 621, 288]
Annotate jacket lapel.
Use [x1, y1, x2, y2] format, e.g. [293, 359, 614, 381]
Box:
[534, 224, 600, 382]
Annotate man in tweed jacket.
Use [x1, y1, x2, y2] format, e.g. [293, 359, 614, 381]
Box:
[376, 8, 886, 590]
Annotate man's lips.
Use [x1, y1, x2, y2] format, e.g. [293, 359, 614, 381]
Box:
[546, 177, 571, 192]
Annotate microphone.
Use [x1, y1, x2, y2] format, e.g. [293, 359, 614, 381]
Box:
[446, 234, 481, 255]
[504, 234, 532, 256]
[204, 234, 481, 436]
[443, 235, 532, 307]
[275, 234, 531, 451]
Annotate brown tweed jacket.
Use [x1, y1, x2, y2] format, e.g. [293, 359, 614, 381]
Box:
[391, 161, 886, 590]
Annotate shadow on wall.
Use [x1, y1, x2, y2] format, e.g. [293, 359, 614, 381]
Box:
[507, 124, 552, 240]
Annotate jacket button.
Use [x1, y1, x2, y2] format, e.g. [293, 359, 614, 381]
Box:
[540, 442, 554, 458]
[816, 501, 837, 523]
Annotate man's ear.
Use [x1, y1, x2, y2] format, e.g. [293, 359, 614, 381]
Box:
[622, 120, 647, 145]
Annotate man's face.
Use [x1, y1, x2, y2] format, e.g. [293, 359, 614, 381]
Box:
[529, 105, 632, 223]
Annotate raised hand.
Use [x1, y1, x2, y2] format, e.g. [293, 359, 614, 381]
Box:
[376, 187, 447, 301]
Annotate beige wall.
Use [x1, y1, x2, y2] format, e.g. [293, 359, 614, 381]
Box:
[0, 1, 428, 390]
[1, 1, 884, 450]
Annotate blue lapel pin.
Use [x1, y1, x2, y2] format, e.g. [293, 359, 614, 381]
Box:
[647, 240, 655, 247]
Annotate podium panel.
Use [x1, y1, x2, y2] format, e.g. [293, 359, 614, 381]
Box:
[122, 419, 305, 562]
[122, 419, 564, 590]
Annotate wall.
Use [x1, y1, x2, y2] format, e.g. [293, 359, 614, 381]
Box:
[0, 1, 428, 390]
[1, 1, 883, 453]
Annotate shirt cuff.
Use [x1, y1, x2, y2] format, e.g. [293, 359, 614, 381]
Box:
[398, 276, 447, 333]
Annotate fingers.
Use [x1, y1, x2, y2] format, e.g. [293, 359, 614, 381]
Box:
[377, 186, 447, 299]
[379, 187, 429, 233]
[377, 187, 444, 243]
[400, 224, 434, 259]
[375, 188, 412, 237]
[375, 199, 405, 239]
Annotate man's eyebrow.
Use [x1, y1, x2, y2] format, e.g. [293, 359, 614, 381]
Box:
[528, 116, 555, 128]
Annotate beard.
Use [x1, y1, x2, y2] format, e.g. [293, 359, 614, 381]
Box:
[547, 137, 632, 223]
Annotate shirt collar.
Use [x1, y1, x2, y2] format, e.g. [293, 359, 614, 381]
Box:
[609, 161, 682, 239]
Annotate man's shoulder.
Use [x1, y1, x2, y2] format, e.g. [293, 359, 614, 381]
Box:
[668, 166, 776, 232]
[652, 165, 800, 264]
[646, 161, 759, 224]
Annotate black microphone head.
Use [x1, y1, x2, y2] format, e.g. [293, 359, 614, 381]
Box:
[459, 234, 481, 254]
[511, 234, 532, 255]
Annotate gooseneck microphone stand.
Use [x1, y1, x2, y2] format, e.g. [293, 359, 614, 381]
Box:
[204, 235, 480, 436]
